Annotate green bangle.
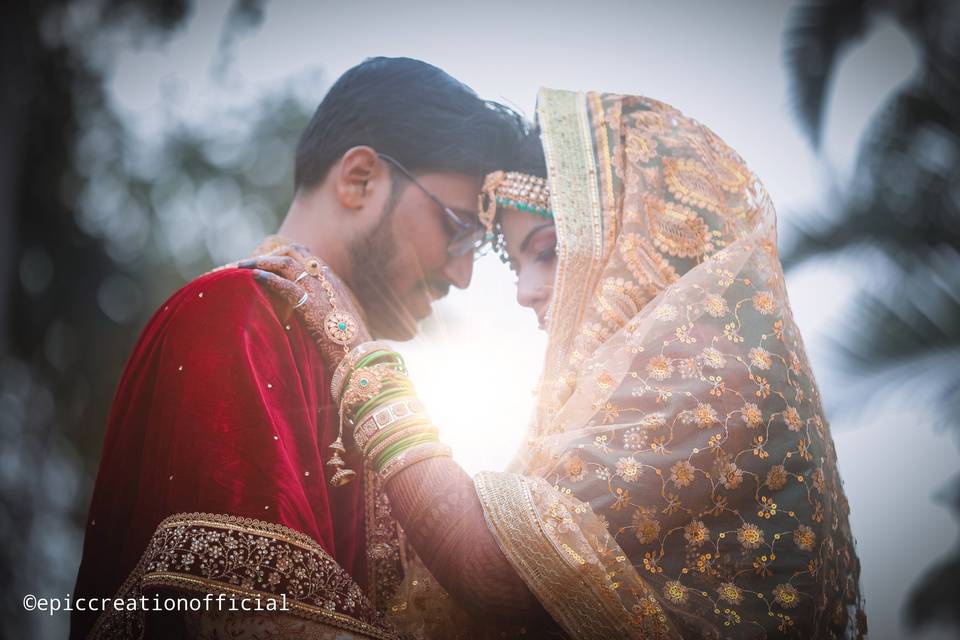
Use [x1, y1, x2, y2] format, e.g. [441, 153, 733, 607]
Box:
[367, 426, 438, 465]
[375, 432, 439, 470]
[378, 433, 439, 469]
[354, 351, 398, 370]
[354, 349, 406, 371]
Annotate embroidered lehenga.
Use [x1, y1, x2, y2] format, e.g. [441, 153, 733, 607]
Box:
[382, 89, 866, 639]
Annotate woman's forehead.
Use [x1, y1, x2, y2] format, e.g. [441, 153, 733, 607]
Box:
[500, 210, 555, 249]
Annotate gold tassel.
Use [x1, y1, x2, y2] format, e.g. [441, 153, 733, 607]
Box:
[326, 408, 355, 486]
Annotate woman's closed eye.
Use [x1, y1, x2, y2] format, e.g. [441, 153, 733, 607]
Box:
[535, 246, 556, 263]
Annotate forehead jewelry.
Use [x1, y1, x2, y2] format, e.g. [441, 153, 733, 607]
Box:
[304, 255, 360, 487]
[479, 170, 554, 261]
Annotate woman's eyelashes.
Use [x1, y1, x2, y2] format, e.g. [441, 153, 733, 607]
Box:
[535, 246, 556, 263]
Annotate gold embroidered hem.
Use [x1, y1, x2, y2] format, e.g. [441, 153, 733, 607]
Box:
[474, 472, 677, 640]
[181, 611, 387, 639]
[86, 512, 401, 640]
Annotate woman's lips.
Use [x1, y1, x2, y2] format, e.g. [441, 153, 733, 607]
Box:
[535, 308, 547, 329]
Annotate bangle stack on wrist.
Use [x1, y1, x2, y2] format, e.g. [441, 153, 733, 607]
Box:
[327, 342, 450, 487]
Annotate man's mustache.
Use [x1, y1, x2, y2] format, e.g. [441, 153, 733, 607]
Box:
[423, 280, 450, 301]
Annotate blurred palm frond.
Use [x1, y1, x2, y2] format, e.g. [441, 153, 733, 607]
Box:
[783, 0, 871, 148]
[783, 0, 960, 633]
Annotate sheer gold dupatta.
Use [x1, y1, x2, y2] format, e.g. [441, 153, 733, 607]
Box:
[475, 90, 865, 639]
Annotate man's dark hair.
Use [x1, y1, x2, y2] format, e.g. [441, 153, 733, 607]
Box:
[502, 125, 547, 177]
[295, 57, 525, 190]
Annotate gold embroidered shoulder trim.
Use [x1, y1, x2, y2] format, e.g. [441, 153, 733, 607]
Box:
[475, 472, 637, 639]
[87, 512, 401, 640]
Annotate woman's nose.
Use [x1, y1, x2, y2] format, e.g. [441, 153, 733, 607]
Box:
[516, 270, 547, 310]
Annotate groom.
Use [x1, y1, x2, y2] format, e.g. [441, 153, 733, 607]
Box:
[70, 57, 523, 639]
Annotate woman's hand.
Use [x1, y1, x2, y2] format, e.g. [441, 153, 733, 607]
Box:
[238, 243, 372, 368]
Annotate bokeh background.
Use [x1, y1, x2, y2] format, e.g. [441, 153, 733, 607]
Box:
[3, 1, 959, 638]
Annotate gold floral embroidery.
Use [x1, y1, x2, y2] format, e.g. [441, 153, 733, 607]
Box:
[662, 580, 689, 605]
[752, 290, 777, 315]
[88, 513, 399, 640]
[704, 294, 729, 317]
[717, 582, 744, 606]
[742, 402, 764, 428]
[772, 583, 801, 609]
[646, 356, 674, 380]
[663, 157, 728, 215]
[783, 406, 804, 432]
[625, 129, 658, 164]
[700, 346, 726, 369]
[670, 461, 696, 487]
[633, 511, 662, 545]
[688, 402, 719, 429]
[794, 524, 816, 552]
[566, 453, 588, 482]
[644, 196, 713, 259]
[719, 462, 744, 490]
[683, 520, 710, 548]
[737, 522, 765, 550]
[748, 346, 773, 370]
[616, 456, 643, 482]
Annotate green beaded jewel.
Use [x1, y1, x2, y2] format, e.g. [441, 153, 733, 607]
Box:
[496, 197, 553, 219]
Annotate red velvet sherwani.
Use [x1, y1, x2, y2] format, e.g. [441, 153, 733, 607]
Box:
[71, 267, 399, 639]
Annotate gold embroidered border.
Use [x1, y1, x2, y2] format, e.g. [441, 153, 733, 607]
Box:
[87, 512, 400, 640]
[538, 89, 606, 398]
[474, 472, 634, 640]
[364, 469, 404, 611]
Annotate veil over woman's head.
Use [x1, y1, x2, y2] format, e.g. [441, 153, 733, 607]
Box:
[535, 90, 777, 424]
[482, 89, 865, 638]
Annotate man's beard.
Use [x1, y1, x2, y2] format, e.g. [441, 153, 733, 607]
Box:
[347, 186, 419, 340]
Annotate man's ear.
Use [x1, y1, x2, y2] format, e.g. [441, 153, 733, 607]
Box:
[335, 146, 382, 210]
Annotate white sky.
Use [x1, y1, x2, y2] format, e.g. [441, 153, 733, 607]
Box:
[104, 2, 956, 637]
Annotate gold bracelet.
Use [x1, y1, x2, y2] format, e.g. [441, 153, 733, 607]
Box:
[353, 398, 426, 450]
[330, 340, 395, 404]
[364, 423, 438, 462]
[378, 442, 453, 484]
[341, 363, 411, 417]
[304, 256, 361, 488]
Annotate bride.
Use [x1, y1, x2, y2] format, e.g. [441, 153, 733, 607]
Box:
[257, 88, 866, 639]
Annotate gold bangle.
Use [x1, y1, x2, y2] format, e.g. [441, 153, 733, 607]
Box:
[378, 443, 453, 484]
[341, 363, 410, 415]
[353, 398, 426, 450]
[364, 423, 437, 462]
[331, 340, 394, 404]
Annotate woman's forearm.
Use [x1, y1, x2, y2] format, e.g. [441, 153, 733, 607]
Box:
[384, 456, 549, 623]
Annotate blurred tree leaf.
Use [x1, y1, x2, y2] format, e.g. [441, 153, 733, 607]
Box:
[783, 0, 870, 148]
[0, 1, 293, 637]
[783, 0, 960, 632]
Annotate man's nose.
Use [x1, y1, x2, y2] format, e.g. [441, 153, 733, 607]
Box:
[442, 251, 474, 290]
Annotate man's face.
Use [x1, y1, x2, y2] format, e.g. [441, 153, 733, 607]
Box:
[349, 172, 481, 340]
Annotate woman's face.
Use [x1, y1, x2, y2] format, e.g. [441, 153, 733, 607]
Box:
[499, 208, 558, 330]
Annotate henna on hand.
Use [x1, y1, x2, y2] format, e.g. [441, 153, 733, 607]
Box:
[238, 249, 371, 368]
